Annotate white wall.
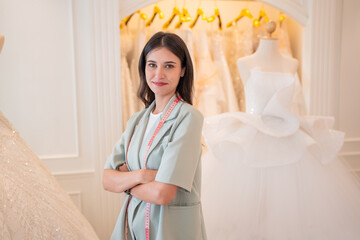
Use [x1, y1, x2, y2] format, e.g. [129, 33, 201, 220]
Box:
[0, 0, 109, 238]
[338, 0, 360, 174]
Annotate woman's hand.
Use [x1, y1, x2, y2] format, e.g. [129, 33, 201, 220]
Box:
[118, 163, 129, 172]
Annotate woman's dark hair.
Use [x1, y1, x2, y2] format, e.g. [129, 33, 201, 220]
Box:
[137, 31, 194, 107]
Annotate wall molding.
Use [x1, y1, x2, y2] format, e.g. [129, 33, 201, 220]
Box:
[37, 0, 80, 160]
[39, 153, 80, 160]
[53, 169, 95, 177]
[305, 0, 343, 119]
[340, 138, 360, 157]
[92, 0, 122, 238]
[262, 0, 308, 25]
[68, 191, 83, 211]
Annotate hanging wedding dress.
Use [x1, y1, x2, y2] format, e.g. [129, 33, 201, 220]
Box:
[129, 18, 147, 113]
[211, 32, 239, 112]
[174, 27, 196, 82]
[224, 18, 254, 111]
[193, 30, 226, 117]
[120, 29, 136, 129]
[0, 112, 99, 240]
[275, 17, 293, 58]
[201, 64, 360, 239]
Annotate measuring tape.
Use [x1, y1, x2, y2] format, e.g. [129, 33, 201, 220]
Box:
[125, 95, 181, 240]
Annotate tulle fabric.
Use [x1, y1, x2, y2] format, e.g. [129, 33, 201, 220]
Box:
[202, 150, 360, 240]
[201, 68, 360, 239]
[0, 112, 99, 240]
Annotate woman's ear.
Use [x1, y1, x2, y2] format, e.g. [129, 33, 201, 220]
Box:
[180, 67, 185, 77]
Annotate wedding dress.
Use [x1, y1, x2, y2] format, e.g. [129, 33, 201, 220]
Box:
[224, 19, 254, 111]
[0, 112, 99, 240]
[129, 22, 147, 113]
[201, 67, 360, 240]
[211, 33, 239, 113]
[193, 30, 226, 117]
[120, 29, 136, 129]
[174, 28, 196, 82]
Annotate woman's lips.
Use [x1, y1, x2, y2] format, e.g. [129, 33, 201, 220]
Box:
[152, 81, 168, 87]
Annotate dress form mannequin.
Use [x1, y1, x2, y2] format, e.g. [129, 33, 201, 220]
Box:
[0, 34, 4, 53]
[201, 21, 360, 240]
[237, 21, 298, 83]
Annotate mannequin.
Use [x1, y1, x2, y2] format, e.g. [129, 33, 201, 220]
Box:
[237, 21, 298, 83]
[0, 34, 4, 53]
[201, 21, 360, 240]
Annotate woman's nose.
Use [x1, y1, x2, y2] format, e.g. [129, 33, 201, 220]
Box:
[155, 67, 165, 78]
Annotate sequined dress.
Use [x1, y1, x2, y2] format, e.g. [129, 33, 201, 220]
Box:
[0, 112, 99, 240]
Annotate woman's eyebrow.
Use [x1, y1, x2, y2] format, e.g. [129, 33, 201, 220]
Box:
[146, 60, 178, 64]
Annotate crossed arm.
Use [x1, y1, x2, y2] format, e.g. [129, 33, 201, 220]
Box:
[102, 164, 178, 206]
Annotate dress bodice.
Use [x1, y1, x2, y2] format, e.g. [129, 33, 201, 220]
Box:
[245, 67, 295, 114]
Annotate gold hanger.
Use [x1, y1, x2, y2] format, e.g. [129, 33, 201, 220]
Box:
[174, 6, 192, 29]
[226, 8, 253, 28]
[207, 6, 222, 31]
[189, 7, 207, 29]
[120, 10, 147, 30]
[146, 4, 165, 27]
[163, 6, 182, 29]
[253, 9, 269, 27]
[279, 12, 286, 28]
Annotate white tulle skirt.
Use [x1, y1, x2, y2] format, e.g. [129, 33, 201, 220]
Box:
[201, 113, 360, 240]
[202, 150, 360, 240]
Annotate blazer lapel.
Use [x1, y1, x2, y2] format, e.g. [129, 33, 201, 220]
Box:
[142, 96, 184, 165]
[127, 101, 155, 170]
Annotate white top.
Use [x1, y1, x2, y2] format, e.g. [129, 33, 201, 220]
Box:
[142, 111, 161, 145]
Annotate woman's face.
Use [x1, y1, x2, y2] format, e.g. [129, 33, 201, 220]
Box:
[145, 47, 185, 101]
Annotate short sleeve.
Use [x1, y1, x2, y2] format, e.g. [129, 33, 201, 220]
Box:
[104, 136, 126, 170]
[155, 108, 204, 192]
[104, 113, 138, 170]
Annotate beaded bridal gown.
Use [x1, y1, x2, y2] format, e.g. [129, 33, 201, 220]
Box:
[0, 112, 99, 240]
[201, 67, 360, 240]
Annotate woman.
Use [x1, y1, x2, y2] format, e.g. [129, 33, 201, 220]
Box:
[103, 32, 207, 240]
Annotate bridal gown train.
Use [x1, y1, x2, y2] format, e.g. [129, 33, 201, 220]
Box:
[0, 112, 99, 240]
[201, 68, 360, 240]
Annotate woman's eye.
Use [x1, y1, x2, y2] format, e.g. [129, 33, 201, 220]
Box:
[148, 63, 156, 68]
[165, 64, 174, 69]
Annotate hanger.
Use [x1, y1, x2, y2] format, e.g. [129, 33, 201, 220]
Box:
[146, 4, 165, 27]
[253, 9, 269, 27]
[163, 6, 183, 29]
[279, 12, 286, 28]
[174, 6, 192, 29]
[189, 7, 207, 29]
[207, 7, 222, 31]
[120, 10, 147, 30]
[226, 8, 253, 28]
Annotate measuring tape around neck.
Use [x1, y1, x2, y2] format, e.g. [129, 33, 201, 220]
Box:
[125, 95, 182, 240]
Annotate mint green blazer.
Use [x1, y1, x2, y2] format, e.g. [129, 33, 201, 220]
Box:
[104, 95, 207, 240]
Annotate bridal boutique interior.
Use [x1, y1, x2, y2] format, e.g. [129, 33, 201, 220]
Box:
[0, 0, 360, 239]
